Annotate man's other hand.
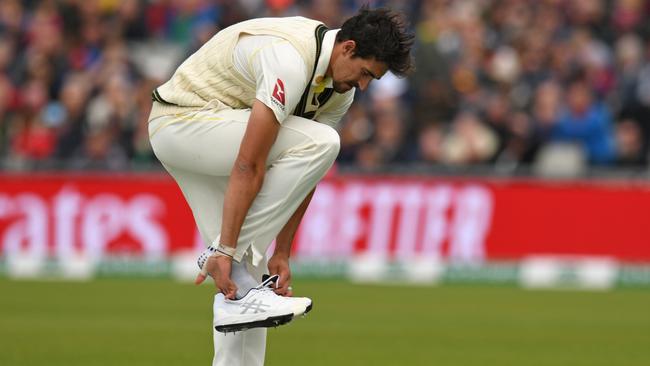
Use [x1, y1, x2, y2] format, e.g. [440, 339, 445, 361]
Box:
[195, 255, 238, 299]
[267, 254, 293, 297]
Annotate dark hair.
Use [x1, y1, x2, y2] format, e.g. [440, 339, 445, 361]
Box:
[336, 6, 414, 77]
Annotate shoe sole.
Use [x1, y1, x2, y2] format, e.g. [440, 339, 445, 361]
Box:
[215, 301, 314, 333]
[215, 313, 294, 333]
[300, 302, 313, 316]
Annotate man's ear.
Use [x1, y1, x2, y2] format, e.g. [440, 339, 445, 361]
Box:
[342, 40, 357, 56]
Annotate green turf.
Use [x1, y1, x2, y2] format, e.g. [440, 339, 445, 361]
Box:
[0, 278, 648, 366]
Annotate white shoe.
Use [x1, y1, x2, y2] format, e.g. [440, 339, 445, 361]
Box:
[213, 274, 312, 333]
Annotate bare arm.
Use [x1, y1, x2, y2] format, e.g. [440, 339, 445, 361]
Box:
[195, 100, 280, 297]
[220, 100, 280, 248]
[274, 188, 315, 258]
[268, 188, 316, 296]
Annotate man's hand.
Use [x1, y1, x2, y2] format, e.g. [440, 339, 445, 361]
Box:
[195, 255, 238, 299]
[267, 254, 292, 297]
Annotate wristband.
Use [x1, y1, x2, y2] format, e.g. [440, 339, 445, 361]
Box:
[215, 244, 236, 258]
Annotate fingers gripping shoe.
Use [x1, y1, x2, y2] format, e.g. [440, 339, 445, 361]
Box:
[213, 275, 313, 333]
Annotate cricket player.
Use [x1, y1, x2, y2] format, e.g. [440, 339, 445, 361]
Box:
[148, 6, 413, 366]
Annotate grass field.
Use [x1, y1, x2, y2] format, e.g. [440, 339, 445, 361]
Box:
[0, 278, 649, 366]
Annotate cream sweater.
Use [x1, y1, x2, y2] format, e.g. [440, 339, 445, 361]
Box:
[150, 17, 327, 121]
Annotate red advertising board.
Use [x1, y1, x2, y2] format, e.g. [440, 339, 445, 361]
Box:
[1, 173, 649, 262]
[0, 173, 198, 262]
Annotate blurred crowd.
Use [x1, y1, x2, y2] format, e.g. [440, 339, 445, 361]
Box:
[1, 0, 650, 174]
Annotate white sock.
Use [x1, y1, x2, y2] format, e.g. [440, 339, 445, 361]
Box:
[231, 260, 258, 299]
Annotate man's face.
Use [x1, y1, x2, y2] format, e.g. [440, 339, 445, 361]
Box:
[330, 40, 389, 93]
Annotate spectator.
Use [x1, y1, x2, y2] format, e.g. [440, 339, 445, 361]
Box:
[53, 73, 87, 150]
[615, 118, 646, 166]
[8, 78, 55, 161]
[550, 77, 616, 165]
[442, 112, 498, 165]
[338, 102, 372, 164]
[416, 123, 445, 164]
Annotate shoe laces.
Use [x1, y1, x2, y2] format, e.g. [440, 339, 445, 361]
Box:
[256, 288, 275, 299]
[234, 286, 275, 306]
[248, 281, 280, 301]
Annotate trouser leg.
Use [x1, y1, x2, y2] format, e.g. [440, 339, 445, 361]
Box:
[212, 326, 267, 366]
[211, 254, 268, 366]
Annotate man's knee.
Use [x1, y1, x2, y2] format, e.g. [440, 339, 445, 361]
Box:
[315, 125, 341, 162]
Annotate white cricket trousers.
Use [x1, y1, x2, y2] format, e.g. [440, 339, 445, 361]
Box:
[148, 107, 340, 366]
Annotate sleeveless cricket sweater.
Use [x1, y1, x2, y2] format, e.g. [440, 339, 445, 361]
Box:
[149, 17, 328, 121]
